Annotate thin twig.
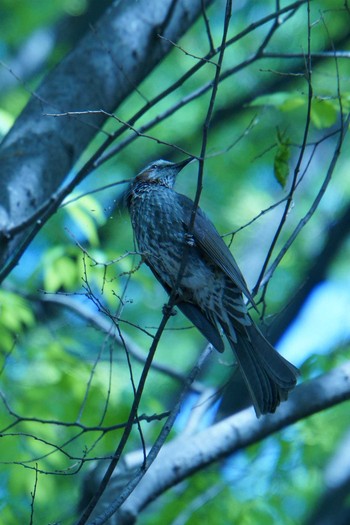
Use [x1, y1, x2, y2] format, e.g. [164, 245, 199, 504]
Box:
[75, 298, 185, 524]
[201, 0, 215, 53]
[0, 0, 308, 247]
[252, 0, 313, 299]
[29, 464, 38, 525]
[90, 346, 213, 525]
[261, 109, 350, 287]
[76, 4, 233, 523]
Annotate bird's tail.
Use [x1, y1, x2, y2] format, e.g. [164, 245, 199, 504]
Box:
[226, 322, 299, 417]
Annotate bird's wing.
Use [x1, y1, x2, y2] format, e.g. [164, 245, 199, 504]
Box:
[146, 262, 224, 352]
[177, 302, 225, 352]
[178, 194, 256, 307]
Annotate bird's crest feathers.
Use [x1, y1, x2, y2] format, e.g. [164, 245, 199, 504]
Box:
[136, 160, 178, 188]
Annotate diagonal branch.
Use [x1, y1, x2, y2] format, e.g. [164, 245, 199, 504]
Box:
[0, 0, 215, 280]
[87, 361, 350, 524]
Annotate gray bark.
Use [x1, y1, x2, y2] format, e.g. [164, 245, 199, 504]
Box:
[83, 362, 350, 523]
[0, 0, 212, 279]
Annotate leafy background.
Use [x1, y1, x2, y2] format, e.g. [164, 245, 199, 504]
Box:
[0, 0, 350, 523]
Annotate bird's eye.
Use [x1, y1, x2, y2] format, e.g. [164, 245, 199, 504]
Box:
[151, 164, 158, 169]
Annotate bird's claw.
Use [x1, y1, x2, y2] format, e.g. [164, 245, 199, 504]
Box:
[162, 304, 177, 316]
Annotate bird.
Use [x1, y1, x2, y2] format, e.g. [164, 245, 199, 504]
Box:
[126, 158, 298, 417]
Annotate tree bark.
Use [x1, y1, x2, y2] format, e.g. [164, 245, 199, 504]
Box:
[84, 362, 350, 523]
[0, 0, 213, 280]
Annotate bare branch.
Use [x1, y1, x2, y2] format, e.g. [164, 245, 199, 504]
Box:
[253, 0, 314, 298]
[262, 113, 349, 288]
[90, 362, 350, 524]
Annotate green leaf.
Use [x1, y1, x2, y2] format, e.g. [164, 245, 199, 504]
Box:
[0, 290, 35, 352]
[66, 194, 105, 247]
[250, 92, 339, 129]
[279, 96, 306, 112]
[0, 109, 14, 138]
[44, 255, 78, 291]
[0, 290, 35, 332]
[42, 246, 79, 291]
[249, 91, 306, 111]
[68, 205, 99, 246]
[310, 98, 338, 129]
[340, 92, 350, 111]
[249, 92, 292, 107]
[274, 130, 291, 188]
[78, 195, 105, 224]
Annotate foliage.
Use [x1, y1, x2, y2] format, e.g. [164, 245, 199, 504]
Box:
[1, 0, 350, 523]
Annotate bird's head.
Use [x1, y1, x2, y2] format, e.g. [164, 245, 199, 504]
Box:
[134, 158, 192, 189]
[125, 158, 192, 209]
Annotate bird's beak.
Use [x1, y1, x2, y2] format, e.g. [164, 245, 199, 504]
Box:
[173, 157, 193, 173]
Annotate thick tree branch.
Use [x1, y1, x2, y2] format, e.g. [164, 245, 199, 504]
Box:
[85, 362, 350, 524]
[0, 0, 214, 280]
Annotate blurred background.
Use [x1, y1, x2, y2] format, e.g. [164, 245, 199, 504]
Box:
[0, 0, 350, 523]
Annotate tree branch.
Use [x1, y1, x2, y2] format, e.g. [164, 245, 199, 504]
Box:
[0, 0, 214, 280]
[94, 362, 350, 524]
[39, 293, 206, 392]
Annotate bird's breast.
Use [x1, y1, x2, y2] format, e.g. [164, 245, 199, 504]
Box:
[133, 191, 184, 258]
[129, 188, 212, 290]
